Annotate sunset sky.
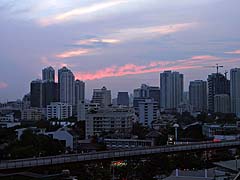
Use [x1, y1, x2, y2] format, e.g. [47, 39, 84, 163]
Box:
[0, 0, 240, 101]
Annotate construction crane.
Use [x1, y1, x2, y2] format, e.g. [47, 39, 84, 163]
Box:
[205, 64, 224, 74]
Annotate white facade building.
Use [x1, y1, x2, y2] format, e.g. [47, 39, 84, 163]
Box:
[139, 99, 158, 127]
[47, 102, 72, 120]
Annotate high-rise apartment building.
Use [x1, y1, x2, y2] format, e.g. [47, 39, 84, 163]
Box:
[214, 94, 230, 113]
[117, 92, 129, 106]
[42, 66, 55, 82]
[91, 87, 111, 107]
[58, 67, 75, 105]
[42, 81, 59, 108]
[30, 79, 42, 108]
[75, 80, 85, 105]
[230, 68, 240, 117]
[75, 80, 85, 121]
[189, 80, 207, 112]
[207, 73, 230, 112]
[160, 71, 184, 111]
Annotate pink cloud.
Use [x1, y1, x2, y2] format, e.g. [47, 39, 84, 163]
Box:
[0, 82, 8, 89]
[55, 49, 92, 58]
[75, 55, 239, 81]
[225, 49, 240, 54]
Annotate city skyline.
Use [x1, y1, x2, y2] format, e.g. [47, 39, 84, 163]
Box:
[1, 0, 240, 101]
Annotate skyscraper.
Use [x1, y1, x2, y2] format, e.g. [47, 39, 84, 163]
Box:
[42, 81, 59, 108]
[75, 80, 85, 121]
[230, 68, 240, 117]
[75, 80, 85, 105]
[214, 94, 230, 113]
[42, 66, 55, 82]
[160, 71, 183, 111]
[58, 67, 75, 105]
[91, 86, 111, 107]
[207, 73, 230, 112]
[189, 80, 207, 112]
[117, 92, 129, 106]
[30, 79, 42, 108]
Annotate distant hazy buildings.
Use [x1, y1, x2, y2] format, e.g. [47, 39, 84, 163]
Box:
[134, 84, 160, 107]
[42, 66, 55, 82]
[139, 99, 158, 127]
[47, 102, 72, 120]
[214, 94, 230, 113]
[58, 67, 75, 105]
[91, 86, 111, 107]
[207, 73, 230, 112]
[117, 92, 129, 106]
[230, 68, 240, 117]
[160, 71, 183, 111]
[30, 79, 42, 108]
[189, 80, 207, 112]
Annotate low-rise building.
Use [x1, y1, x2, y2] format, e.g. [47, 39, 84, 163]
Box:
[21, 108, 42, 122]
[45, 127, 79, 150]
[202, 123, 239, 140]
[0, 113, 20, 128]
[85, 107, 134, 138]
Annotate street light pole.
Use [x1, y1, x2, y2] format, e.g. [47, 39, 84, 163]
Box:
[173, 124, 179, 144]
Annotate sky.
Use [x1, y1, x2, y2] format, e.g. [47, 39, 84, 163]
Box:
[0, 0, 240, 101]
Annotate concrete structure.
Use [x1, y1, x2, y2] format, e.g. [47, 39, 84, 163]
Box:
[160, 71, 183, 111]
[85, 107, 134, 138]
[117, 92, 129, 106]
[1, 140, 240, 170]
[202, 123, 239, 139]
[214, 94, 230, 113]
[207, 73, 230, 112]
[189, 80, 207, 112]
[42, 66, 55, 82]
[47, 102, 72, 120]
[21, 108, 42, 122]
[230, 68, 240, 117]
[58, 67, 75, 105]
[104, 138, 153, 149]
[91, 87, 111, 107]
[30, 79, 42, 108]
[139, 99, 158, 127]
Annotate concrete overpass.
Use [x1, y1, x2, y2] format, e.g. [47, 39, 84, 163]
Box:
[0, 140, 239, 170]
